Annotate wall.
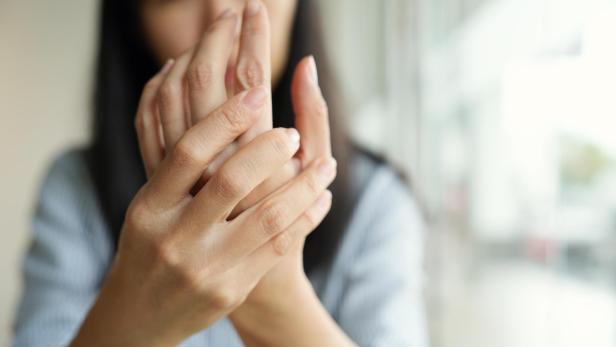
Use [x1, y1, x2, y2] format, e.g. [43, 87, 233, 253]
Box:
[0, 1, 97, 344]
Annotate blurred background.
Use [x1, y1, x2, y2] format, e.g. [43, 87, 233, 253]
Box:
[1, 0, 616, 346]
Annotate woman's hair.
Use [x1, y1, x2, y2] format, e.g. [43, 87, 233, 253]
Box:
[87, 0, 356, 274]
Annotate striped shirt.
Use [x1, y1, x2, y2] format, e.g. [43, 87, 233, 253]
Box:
[12, 149, 428, 347]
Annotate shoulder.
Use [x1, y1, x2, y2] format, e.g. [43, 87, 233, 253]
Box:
[312, 150, 428, 345]
[36, 148, 103, 230]
[347, 149, 424, 245]
[319, 148, 425, 280]
[14, 149, 112, 346]
[32, 147, 112, 267]
[40, 148, 91, 197]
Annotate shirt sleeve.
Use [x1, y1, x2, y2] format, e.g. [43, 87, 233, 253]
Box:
[336, 172, 429, 347]
[12, 151, 112, 347]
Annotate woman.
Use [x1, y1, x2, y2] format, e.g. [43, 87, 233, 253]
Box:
[13, 0, 427, 346]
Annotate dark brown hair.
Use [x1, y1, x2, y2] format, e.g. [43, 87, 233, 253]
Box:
[86, 0, 357, 273]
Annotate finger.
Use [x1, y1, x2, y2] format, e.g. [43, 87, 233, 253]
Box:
[187, 128, 301, 222]
[236, 0, 271, 92]
[192, 3, 277, 193]
[144, 86, 269, 209]
[236, 0, 273, 141]
[238, 190, 332, 279]
[291, 56, 332, 167]
[158, 47, 195, 152]
[135, 59, 175, 178]
[187, 10, 238, 125]
[223, 157, 336, 260]
[229, 158, 301, 218]
[201, 141, 239, 181]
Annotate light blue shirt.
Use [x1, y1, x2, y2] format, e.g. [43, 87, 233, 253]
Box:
[12, 149, 428, 347]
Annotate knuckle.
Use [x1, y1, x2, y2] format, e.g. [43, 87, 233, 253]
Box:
[258, 201, 287, 236]
[150, 236, 178, 268]
[158, 81, 180, 106]
[303, 172, 322, 196]
[134, 113, 144, 133]
[125, 199, 154, 231]
[151, 237, 176, 265]
[187, 63, 214, 91]
[269, 131, 292, 157]
[217, 106, 246, 133]
[213, 169, 245, 200]
[303, 96, 328, 117]
[244, 20, 263, 36]
[208, 286, 244, 310]
[134, 112, 153, 134]
[313, 97, 329, 117]
[237, 60, 266, 88]
[207, 19, 229, 35]
[172, 139, 200, 168]
[305, 206, 324, 226]
[272, 231, 293, 256]
[142, 78, 159, 96]
[283, 159, 301, 179]
[152, 238, 203, 292]
[177, 268, 203, 294]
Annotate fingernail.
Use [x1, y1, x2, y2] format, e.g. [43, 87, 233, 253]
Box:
[245, 0, 261, 17]
[160, 59, 174, 74]
[307, 55, 319, 86]
[318, 158, 337, 180]
[286, 128, 300, 145]
[218, 9, 234, 20]
[242, 86, 269, 109]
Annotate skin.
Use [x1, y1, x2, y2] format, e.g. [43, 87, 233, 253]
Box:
[71, 0, 357, 346]
[140, 0, 296, 89]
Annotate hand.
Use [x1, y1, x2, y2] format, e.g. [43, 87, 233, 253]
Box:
[146, 0, 334, 313]
[233, 54, 333, 308]
[149, 1, 279, 196]
[227, 2, 335, 319]
[223, 54, 343, 347]
[144, 0, 334, 309]
[139, 0, 335, 322]
[70, 25, 336, 347]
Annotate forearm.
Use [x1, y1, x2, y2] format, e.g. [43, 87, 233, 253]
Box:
[69, 265, 184, 347]
[230, 277, 357, 347]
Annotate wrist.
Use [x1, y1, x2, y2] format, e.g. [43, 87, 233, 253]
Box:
[230, 275, 355, 347]
[248, 271, 314, 308]
[230, 274, 318, 342]
[71, 261, 183, 347]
